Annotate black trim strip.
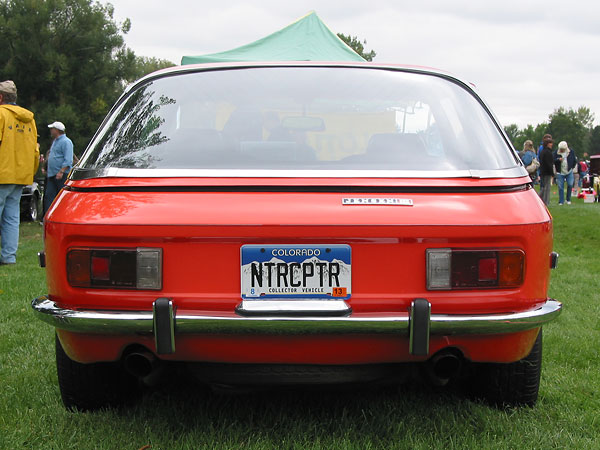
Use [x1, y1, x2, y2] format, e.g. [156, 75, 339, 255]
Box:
[63, 184, 530, 194]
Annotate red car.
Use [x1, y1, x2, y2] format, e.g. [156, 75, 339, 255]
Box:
[32, 62, 561, 411]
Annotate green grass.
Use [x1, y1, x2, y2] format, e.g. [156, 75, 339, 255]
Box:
[1, 192, 599, 449]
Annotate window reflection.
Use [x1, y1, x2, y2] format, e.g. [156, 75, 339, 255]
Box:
[89, 87, 175, 169]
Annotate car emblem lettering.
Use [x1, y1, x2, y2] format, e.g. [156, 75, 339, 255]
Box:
[342, 198, 413, 206]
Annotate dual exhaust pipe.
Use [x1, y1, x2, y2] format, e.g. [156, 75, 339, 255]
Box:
[123, 348, 464, 386]
[123, 350, 162, 385]
[425, 351, 463, 386]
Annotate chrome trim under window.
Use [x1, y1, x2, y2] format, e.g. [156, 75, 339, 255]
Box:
[69, 166, 528, 181]
[32, 297, 561, 336]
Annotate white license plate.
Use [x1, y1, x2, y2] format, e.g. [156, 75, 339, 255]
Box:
[241, 245, 351, 300]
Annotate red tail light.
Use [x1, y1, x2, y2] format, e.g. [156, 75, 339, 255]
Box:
[426, 249, 524, 290]
[91, 255, 110, 281]
[67, 248, 162, 290]
[477, 257, 497, 282]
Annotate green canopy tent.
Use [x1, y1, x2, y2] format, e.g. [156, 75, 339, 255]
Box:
[181, 11, 365, 65]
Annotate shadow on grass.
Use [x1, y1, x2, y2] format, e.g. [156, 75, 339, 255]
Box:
[107, 367, 486, 446]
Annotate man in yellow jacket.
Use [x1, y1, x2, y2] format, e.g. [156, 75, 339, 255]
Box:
[0, 80, 39, 265]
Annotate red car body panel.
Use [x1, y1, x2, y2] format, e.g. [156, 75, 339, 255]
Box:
[57, 329, 539, 365]
[47, 176, 552, 365]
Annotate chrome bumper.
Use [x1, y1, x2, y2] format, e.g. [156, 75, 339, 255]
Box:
[32, 296, 561, 355]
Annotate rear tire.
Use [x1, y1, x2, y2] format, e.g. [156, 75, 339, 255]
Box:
[55, 334, 139, 411]
[469, 329, 542, 407]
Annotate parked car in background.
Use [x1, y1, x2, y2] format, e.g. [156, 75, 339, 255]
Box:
[32, 62, 561, 411]
[590, 155, 600, 201]
[20, 181, 42, 222]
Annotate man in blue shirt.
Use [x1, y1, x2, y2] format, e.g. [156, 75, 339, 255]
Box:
[43, 121, 73, 217]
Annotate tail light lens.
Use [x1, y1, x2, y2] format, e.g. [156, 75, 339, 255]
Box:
[67, 248, 162, 290]
[426, 248, 524, 290]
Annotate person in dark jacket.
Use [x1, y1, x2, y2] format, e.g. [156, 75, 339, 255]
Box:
[538, 134, 554, 206]
[537, 140, 546, 189]
[553, 141, 577, 205]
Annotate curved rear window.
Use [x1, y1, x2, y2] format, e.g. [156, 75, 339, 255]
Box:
[81, 67, 516, 172]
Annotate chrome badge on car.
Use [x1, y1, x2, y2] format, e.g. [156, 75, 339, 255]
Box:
[342, 198, 413, 206]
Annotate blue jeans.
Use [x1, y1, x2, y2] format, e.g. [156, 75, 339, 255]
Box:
[0, 184, 23, 264]
[43, 176, 65, 218]
[556, 171, 574, 204]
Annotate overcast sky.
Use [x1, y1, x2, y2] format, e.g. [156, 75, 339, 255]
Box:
[109, 0, 600, 128]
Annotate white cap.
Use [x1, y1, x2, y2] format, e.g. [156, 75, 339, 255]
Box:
[48, 121, 66, 132]
[558, 141, 568, 150]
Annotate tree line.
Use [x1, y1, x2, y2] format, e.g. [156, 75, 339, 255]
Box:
[0, 0, 173, 155]
[504, 106, 600, 158]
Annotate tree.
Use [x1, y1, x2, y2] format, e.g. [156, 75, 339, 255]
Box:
[337, 33, 376, 61]
[575, 106, 594, 129]
[589, 126, 600, 156]
[0, 0, 173, 156]
[125, 56, 174, 83]
[502, 106, 597, 156]
[513, 123, 548, 152]
[504, 123, 548, 151]
[547, 107, 589, 158]
[504, 124, 521, 147]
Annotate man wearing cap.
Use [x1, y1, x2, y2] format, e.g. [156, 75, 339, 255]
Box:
[0, 80, 39, 265]
[43, 121, 73, 217]
[554, 141, 577, 205]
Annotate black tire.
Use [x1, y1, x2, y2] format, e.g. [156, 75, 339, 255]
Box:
[28, 193, 40, 222]
[468, 329, 542, 407]
[55, 334, 140, 411]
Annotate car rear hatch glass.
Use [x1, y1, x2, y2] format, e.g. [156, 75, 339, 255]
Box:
[78, 67, 519, 176]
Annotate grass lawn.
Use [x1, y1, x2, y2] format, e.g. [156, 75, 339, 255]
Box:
[1, 191, 599, 449]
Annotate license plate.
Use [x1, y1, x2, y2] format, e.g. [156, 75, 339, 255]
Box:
[241, 245, 351, 300]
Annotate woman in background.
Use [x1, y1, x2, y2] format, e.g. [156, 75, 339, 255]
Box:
[519, 140, 539, 182]
[538, 135, 554, 205]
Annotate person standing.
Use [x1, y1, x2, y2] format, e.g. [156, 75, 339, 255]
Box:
[578, 157, 589, 190]
[573, 156, 580, 197]
[43, 121, 73, 217]
[537, 139, 547, 191]
[553, 141, 576, 205]
[538, 135, 554, 206]
[519, 140, 539, 182]
[0, 80, 39, 265]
